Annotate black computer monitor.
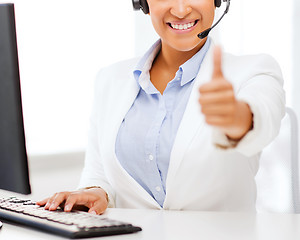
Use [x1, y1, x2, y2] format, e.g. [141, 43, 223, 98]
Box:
[0, 3, 31, 195]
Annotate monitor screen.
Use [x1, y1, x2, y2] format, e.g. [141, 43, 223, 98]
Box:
[0, 3, 31, 195]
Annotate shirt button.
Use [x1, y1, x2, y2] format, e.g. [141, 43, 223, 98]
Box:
[148, 154, 154, 161]
[155, 186, 161, 192]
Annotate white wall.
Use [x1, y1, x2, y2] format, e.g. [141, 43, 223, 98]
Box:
[134, 11, 159, 57]
[27, 152, 85, 200]
[0, 0, 135, 155]
[292, 0, 300, 119]
[218, 0, 293, 105]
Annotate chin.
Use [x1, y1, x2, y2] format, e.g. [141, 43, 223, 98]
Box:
[168, 39, 205, 53]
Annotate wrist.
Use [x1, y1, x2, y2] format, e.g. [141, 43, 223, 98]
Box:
[82, 186, 109, 203]
[224, 101, 253, 141]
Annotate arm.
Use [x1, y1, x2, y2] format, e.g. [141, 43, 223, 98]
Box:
[199, 46, 285, 155]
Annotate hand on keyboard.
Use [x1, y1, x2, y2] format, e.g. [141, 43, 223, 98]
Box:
[37, 187, 108, 215]
[0, 197, 142, 238]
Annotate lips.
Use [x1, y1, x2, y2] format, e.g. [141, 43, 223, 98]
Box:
[167, 20, 198, 30]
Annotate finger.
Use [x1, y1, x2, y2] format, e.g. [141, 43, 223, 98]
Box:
[36, 198, 49, 206]
[63, 193, 89, 212]
[201, 103, 235, 116]
[212, 46, 223, 79]
[63, 196, 78, 212]
[88, 200, 107, 215]
[199, 90, 235, 105]
[44, 195, 57, 210]
[205, 114, 235, 127]
[199, 79, 232, 93]
[48, 192, 69, 211]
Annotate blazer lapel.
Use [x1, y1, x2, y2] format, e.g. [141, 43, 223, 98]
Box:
[165, 45, 214, 190]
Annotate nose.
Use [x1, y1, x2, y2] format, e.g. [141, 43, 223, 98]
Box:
[170, 0, 192, 19]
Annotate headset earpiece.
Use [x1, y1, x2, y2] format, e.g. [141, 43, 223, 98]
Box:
[215, 0, 222, 8]
[132, 0, 149, 14]
[132, 0, 224, 15]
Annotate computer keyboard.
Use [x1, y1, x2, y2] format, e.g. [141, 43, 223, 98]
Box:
[0, 197, 142, 238]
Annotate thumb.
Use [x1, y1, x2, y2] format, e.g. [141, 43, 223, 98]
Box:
[212, 46, 223, 79]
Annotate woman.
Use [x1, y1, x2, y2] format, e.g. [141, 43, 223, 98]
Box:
[37, 0, 285, 214]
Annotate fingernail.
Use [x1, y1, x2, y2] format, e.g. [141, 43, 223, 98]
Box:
[64, 205, 71, 211]
[90, 210, 97, 215]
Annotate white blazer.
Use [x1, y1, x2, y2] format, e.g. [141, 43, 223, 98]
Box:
[79, 42, 285, 212]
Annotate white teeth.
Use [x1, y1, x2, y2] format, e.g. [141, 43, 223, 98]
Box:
[170, 21, 196, 30]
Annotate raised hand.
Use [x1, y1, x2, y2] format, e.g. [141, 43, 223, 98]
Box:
[198, 46, 253, 141]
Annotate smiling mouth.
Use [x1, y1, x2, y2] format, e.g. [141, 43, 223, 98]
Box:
[168, 20, 198, 30]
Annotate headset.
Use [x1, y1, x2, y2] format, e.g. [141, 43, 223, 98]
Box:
[132, 0, 231, 39]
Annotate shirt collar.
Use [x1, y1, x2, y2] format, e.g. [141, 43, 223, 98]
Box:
[179, 38, 211, 86]
[133, 39, 161, 92]
[133, 37, 211, 91]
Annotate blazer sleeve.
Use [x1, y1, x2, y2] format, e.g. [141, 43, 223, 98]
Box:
[78, 70, 116, 207]
[212, 54, 286, 157]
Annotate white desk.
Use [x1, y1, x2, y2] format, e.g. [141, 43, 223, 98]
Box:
[1, 207, 300, 240]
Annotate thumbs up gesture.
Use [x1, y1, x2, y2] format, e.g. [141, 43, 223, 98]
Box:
[199, 46, 253, 141]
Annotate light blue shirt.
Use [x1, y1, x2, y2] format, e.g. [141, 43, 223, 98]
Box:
[115, 39, 211, 207]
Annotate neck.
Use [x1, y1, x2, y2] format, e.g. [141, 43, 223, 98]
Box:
[154, 40, 206, 72]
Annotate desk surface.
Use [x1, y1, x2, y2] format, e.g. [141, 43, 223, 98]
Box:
[1, 207, 300, 240]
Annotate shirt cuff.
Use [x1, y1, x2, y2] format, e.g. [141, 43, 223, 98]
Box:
[212, 129, 240, 149]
